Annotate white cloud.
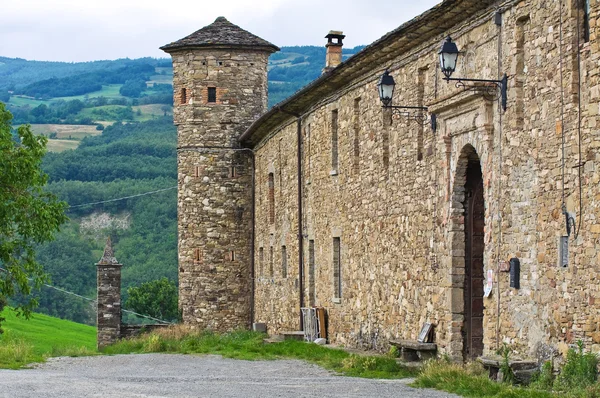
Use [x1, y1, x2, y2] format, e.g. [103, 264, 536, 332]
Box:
[1, 0, 440, 61]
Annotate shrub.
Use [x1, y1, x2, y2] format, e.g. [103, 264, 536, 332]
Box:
[556, 341, 598, 390]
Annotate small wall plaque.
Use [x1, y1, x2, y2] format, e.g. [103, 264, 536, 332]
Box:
[483, 269, 493, 298]
[499, 260, 510, 272]
[417, 323, 433, 343]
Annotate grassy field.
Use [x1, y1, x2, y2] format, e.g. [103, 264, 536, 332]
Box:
[148, 74, 173, 85]
[0, 308, 97, 369]
[133, 104, 172, 118]
[45, 139, 81, 152]
[30, 124, 100, 139]
[29, 124, 101, 152]
[53, 84, 125, 101]
[8, 95, 47, 108]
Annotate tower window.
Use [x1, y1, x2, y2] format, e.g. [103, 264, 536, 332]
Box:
[180, 88, 188, 105]
[193, 248, 202, 263]
[208, 87, 217, 103]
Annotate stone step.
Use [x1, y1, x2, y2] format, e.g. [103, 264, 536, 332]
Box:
[281, 331, 305, 341]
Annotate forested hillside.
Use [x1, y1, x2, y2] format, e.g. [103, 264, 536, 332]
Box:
[1, 44, 365, 324]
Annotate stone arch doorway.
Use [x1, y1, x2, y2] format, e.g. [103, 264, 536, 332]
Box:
[449, 144, 485, 361]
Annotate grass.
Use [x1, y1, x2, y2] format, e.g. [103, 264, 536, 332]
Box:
[0, 308, 97, 369]
[45, 139, 81, 152]
[8, 96, 47, 107]
[53, 84, 125, 101]
[103, 326, 416, 379]
[30, 124, 101, 139]
[413, 358, 600, 398]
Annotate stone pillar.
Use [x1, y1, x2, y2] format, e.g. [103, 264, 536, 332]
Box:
[96, 237, 122, 349]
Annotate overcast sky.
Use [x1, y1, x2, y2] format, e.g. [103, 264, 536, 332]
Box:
[1, 0, 440, 62]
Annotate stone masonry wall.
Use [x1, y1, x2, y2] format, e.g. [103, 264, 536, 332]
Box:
[253, 0, 600, 360]
[97, 263, 121, 349]
[173, 48, 270, 331]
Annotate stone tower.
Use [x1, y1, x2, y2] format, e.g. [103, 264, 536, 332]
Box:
[96, 237, 121, 349]
[161, 17, 278, 331]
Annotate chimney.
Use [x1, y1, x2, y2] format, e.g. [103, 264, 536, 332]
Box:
[323, 31, 345, 74]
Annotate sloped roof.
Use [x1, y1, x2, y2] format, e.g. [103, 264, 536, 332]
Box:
[240, 0, 499, 147]
[160, 17, 279, 53]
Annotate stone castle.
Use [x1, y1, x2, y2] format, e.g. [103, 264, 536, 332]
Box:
[162, 0, 600, 362]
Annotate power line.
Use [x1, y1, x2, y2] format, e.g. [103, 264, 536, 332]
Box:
[67, 186, 177, 209]
[0, 266, 173, 324]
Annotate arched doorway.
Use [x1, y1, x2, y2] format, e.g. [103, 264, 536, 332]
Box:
[463, 150, 484, 360]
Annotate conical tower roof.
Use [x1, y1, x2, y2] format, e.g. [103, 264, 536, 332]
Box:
[96, 236, 120, 265]
[160, 17, 279, 53]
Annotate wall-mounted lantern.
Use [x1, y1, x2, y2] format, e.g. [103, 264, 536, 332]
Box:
[377, 70, 437, 132]
[439, 36, 508, 111]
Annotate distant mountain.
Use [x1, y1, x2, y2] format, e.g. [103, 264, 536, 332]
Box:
[0, 46, 365, 108]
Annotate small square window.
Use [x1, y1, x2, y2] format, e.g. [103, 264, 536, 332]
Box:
[208, 87, 217, 103]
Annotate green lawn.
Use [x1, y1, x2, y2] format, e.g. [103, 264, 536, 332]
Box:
[45, 139, 81, 152]
[0, 308, 97, 369]
[8, 96, 47, 108]
[53, 84, 125, 101]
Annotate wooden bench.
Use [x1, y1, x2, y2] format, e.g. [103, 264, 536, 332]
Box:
[478, 356, 538, 384]
[390, 340, 437, 361]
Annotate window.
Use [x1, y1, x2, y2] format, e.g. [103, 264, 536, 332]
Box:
[281, 246, 287, 278]
[353, 99, 360, 173]
[259, 247, 264, 275]
[305, 123, 311, 180]
[193, 248, 202, 263]
[331, 110, 339, 172]
[229, 250, 235, 262]
[333, 237, 341, 299]
[208, 87, 217, 103]
[308, 240, 316, 306]
[269, 247, 274, 277]
[584, 0, 591, 43]
[268, 173, 275, 224]
[179, 88, 188, 105]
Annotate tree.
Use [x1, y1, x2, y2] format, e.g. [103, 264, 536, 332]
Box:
[125, 278, 178, 322]
[0, 102, 67, 332]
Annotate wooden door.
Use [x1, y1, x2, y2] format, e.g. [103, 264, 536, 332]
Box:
[463, 160, 484, 360]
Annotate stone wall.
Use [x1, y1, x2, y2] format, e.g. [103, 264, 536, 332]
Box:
[172, 48, 270, 331]
[252, 0, 600, 360]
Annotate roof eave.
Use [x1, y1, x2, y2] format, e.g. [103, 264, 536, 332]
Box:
[160, 43, 280, 54]
[239, 0, 498, 147]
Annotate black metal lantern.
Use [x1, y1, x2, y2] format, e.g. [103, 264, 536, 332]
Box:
[438, 34, 508, 111]
[377, 70, 396, 107]
[376, 70, 435, 131]
[439, 36, 459, 79]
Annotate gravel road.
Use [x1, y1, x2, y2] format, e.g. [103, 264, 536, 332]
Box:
[0, 354, 459, 398]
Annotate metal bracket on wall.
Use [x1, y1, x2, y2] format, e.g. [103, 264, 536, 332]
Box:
[444, 74, 508, 111]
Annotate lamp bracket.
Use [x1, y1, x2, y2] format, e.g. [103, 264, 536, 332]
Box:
[444, 74, 508, 111]
[382, 105, 436, 132]
[385, 105, 429, 125]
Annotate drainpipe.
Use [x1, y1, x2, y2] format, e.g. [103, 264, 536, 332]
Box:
[277, 106, 304, 331]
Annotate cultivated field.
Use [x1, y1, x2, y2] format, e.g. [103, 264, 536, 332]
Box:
[45, 139, 81, 152]
[30, 124, 101, 139]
